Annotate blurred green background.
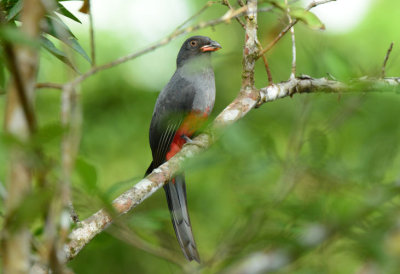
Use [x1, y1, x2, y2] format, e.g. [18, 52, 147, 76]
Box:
[1, 0, 400, 273]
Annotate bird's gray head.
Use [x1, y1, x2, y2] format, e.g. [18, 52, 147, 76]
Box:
[176, 36, 221, 68]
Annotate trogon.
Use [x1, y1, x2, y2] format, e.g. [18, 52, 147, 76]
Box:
[145, 36, 221, 262]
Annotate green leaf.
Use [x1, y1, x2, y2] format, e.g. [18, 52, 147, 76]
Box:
[68, 37, 91, 63]
[57, 2, 82, 24]
[76, 157, 98, 192]
[43, 15, 91, 63]
[40, 36, 78, 72]
[44, 15, 75, 39]
[5, 0, 23, 21]
[290, 8, 325, 30]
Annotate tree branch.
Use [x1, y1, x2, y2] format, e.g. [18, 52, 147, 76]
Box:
[52, 0, 400, 264]
[63, 74, 400, 261]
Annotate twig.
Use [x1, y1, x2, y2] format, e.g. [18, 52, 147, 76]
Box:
[258, 0, 301, 13]
[307, 0, 335, 8]
[88, 0, 96, 66]
[381, 42, 394, 78]
[256, 41, 273, 85]
[257, 0, 335, 58]
[261, 53, 273, 85]
[222, 0, 246, 29]
[285, 0, 296, 78]
[66, 5, 248, 87]
[36, 82, 63, 90]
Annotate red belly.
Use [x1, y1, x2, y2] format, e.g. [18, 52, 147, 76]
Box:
[166, 110, 209, 160]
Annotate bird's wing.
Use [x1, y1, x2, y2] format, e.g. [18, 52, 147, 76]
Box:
[149, 73, 196, 168]
[152, 117, 183, 167]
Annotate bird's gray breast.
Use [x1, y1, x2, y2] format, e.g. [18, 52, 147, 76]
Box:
[178, 65, 215, 115]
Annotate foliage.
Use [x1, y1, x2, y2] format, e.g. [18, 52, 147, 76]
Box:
[0, 0, 89, 81]
[1, 0, 400, 273]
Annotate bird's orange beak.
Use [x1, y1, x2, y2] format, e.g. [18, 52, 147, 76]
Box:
[200, 40, 222, 52]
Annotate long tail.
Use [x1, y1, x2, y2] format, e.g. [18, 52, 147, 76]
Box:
[164, 174, 200, 262]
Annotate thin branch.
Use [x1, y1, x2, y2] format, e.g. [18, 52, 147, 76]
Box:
[256, 41, 273, 85]
[88, 0, 96, 66]
[258, 0, 301, 13]
[36, 82, 63, 90]
[261, 54, 273, 85]
[257, 0, 335, 58]
[222, 0, 246, 29]
[381, 42, 394, 78]
[66, 5, 248, 87]
[307, 0, 335, 8]
[285, 0, 296, 78]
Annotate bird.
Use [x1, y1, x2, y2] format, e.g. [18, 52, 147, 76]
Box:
[145, 36, 221, 262]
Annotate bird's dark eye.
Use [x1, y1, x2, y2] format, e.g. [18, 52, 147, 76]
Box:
[189, 40, 198, 47]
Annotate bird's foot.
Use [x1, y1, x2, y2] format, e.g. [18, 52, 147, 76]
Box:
[181, 135, 205, 148]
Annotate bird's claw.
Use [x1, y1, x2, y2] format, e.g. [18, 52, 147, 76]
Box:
[181, 134, 193, 143]
[181, 135, 205, 148]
